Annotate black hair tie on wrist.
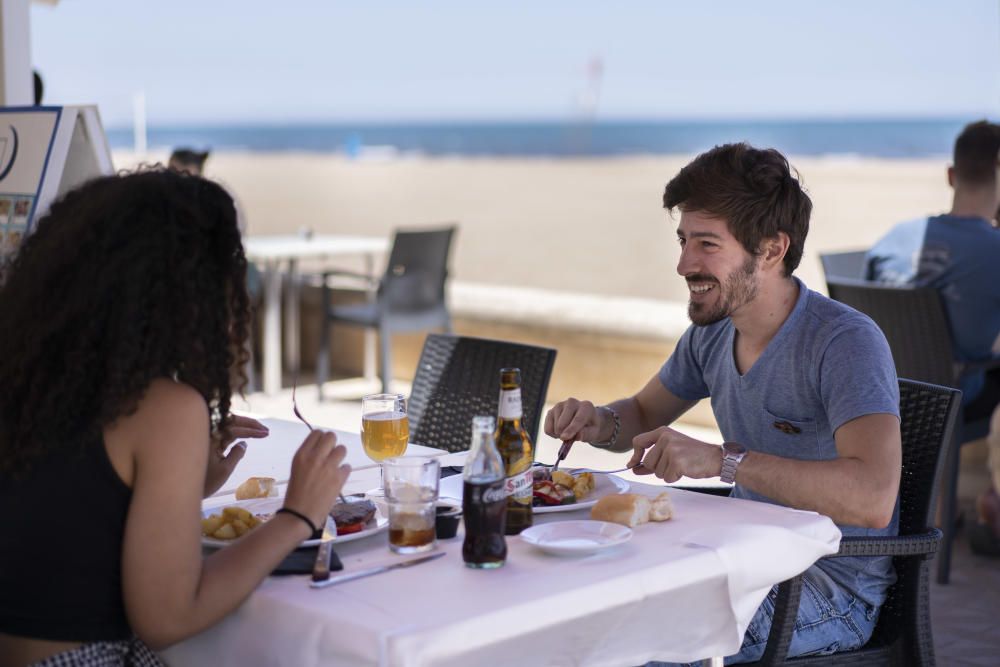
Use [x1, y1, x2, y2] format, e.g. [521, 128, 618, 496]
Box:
[276, 507, 322, 540]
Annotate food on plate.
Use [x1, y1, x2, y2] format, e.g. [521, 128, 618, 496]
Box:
[234, 476, 277, 500]
[201, 505, 267, 540]
[531, 469, 596, 507]
[533, 480, 576, 506]
[330, 498, 377, 535]
[591, 492, 673, 527]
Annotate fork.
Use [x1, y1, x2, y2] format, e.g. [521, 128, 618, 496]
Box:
[292, 375, 348, 505]
[567, 465, 634, 475]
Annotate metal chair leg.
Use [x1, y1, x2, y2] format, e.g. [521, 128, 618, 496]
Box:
[317, 286, 331, 402]
[379, 325, 392, 394]
[937, 428, 963, 584]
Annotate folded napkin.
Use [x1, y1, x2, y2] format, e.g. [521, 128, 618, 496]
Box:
[270, 544, 343, 576]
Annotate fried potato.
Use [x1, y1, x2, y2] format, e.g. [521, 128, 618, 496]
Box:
[551, 470, 575, 488]
[212, 523, 237, 540]
[572, 472, 595, 499]
[222, 506, 253, 523]
[202, 505, 267, 540]
[201, 515, 224, 535]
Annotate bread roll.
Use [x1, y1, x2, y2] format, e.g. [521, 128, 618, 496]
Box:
[591, 493, 651, 527]
[591, 492, 673, 526]
[649, 492, 673, 521]
[235, 476, 276, 500]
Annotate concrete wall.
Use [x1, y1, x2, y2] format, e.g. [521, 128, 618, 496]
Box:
[284, 280, 718, 430]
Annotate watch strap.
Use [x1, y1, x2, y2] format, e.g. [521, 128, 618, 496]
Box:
[720, 442, 747, 485]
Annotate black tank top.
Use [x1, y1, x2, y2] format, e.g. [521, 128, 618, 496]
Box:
[0, 434, 132, 640]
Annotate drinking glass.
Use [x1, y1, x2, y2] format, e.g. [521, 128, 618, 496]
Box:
[383, 456, 440, 554]
[361, 393, 409, 495]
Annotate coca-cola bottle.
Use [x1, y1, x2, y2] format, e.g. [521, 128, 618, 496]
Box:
[496, 368, 534, 534]
[462, 416, 508, 569]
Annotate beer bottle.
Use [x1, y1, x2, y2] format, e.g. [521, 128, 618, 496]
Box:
[495, 368, 534, 534]
[462, 416, 507, 568]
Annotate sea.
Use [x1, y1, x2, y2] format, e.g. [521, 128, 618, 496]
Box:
[105, 118, 973, 159]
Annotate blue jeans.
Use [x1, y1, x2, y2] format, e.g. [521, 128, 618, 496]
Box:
[647, 566, 880, 665]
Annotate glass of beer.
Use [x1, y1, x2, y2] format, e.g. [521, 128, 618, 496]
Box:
[383, 456, 440, 554]
[361, 393, 409, 495]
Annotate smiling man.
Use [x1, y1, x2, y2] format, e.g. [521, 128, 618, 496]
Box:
[544, 143, 902, 663]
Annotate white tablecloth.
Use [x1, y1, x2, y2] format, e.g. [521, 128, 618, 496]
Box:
[164, 419, 840, 666]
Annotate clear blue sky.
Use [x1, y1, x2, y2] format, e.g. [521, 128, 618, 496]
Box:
[29, 0, 1000, 127]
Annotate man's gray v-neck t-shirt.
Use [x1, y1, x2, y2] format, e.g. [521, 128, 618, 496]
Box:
[659, 278, 900, 607]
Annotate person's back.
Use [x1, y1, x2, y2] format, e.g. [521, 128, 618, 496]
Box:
[867, 119, 1000, 558]
[0, 431, 132, 642]
[866, 120, 1000, 402]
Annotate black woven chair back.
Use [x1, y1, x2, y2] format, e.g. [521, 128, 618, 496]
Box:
[379, 227, 455, 312]
[407, 334, 557, 453]
[819, 250, 868, 281]
[867, 379, 960, 657]
[825, 277, 957, 388]
[895, 379, 961, 534]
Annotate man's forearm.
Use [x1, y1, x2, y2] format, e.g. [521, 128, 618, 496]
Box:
[735, 451, 897, 528]
[597, 396, 691, 453]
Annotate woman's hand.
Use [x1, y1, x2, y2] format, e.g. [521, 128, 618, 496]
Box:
[282, 430, 352, 528]
[203, 415, 270, 497]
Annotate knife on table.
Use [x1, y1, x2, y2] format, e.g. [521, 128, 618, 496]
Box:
[311, 539, 336, 583]
[310, 550, 445, 589]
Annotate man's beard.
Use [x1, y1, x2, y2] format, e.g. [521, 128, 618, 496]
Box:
[687, 254, 760, 326]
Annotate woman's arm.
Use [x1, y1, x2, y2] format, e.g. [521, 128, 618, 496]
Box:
[112, 379, 349, 649]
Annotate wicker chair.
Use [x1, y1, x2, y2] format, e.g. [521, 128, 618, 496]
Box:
[406, 334, 557, 453]
[823, 275, 1000, 584]
[316, 226, 456, 399]
[748, 379, 961, 666]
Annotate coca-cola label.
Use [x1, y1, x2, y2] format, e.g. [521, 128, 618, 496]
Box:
[504, 468, 532, 499]
[498, 389, 523, 419]
[480, 482, 507, 505]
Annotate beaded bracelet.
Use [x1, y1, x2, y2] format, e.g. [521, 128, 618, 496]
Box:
[275, 507, 320, 538]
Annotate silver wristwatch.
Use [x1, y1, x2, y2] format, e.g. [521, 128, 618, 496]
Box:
[720, 442, 748, 485]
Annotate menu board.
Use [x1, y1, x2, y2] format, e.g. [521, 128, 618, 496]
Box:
[0, 105, 113, 258]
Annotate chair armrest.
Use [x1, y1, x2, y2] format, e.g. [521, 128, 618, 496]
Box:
[318, 269, 380, 290]
[757, 575, 804, 664]
[750, 529, 941, 665]
[823, 529, 941, 559]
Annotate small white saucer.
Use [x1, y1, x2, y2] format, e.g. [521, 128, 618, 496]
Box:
[520, 520, 632, 556]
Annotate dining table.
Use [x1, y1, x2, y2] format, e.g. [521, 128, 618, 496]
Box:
[243, 234, 390, 395]
[163, 417, 841, 667]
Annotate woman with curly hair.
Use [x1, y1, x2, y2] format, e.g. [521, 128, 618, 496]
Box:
[0, 169, 351, 666]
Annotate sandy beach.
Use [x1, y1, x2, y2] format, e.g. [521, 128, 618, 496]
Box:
[114, 151, 951, 304]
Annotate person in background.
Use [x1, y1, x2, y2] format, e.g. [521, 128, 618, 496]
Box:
[546, 143, 901, 664]
[32, 70, 43, 106]
[0, 169, 350, 666]
[167, 148, 210, 176]
[866, 119, 1000, 556]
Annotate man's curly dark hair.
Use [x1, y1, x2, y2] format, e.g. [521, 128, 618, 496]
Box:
[0, 168, 250, 474]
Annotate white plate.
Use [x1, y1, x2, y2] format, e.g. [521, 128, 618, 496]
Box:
[201, 497, 388, 549]
[438, 470, 629, 514]
[520, 520, 633, 556]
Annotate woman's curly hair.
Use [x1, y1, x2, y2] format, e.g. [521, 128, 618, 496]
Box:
[0, 168, 250, 474]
